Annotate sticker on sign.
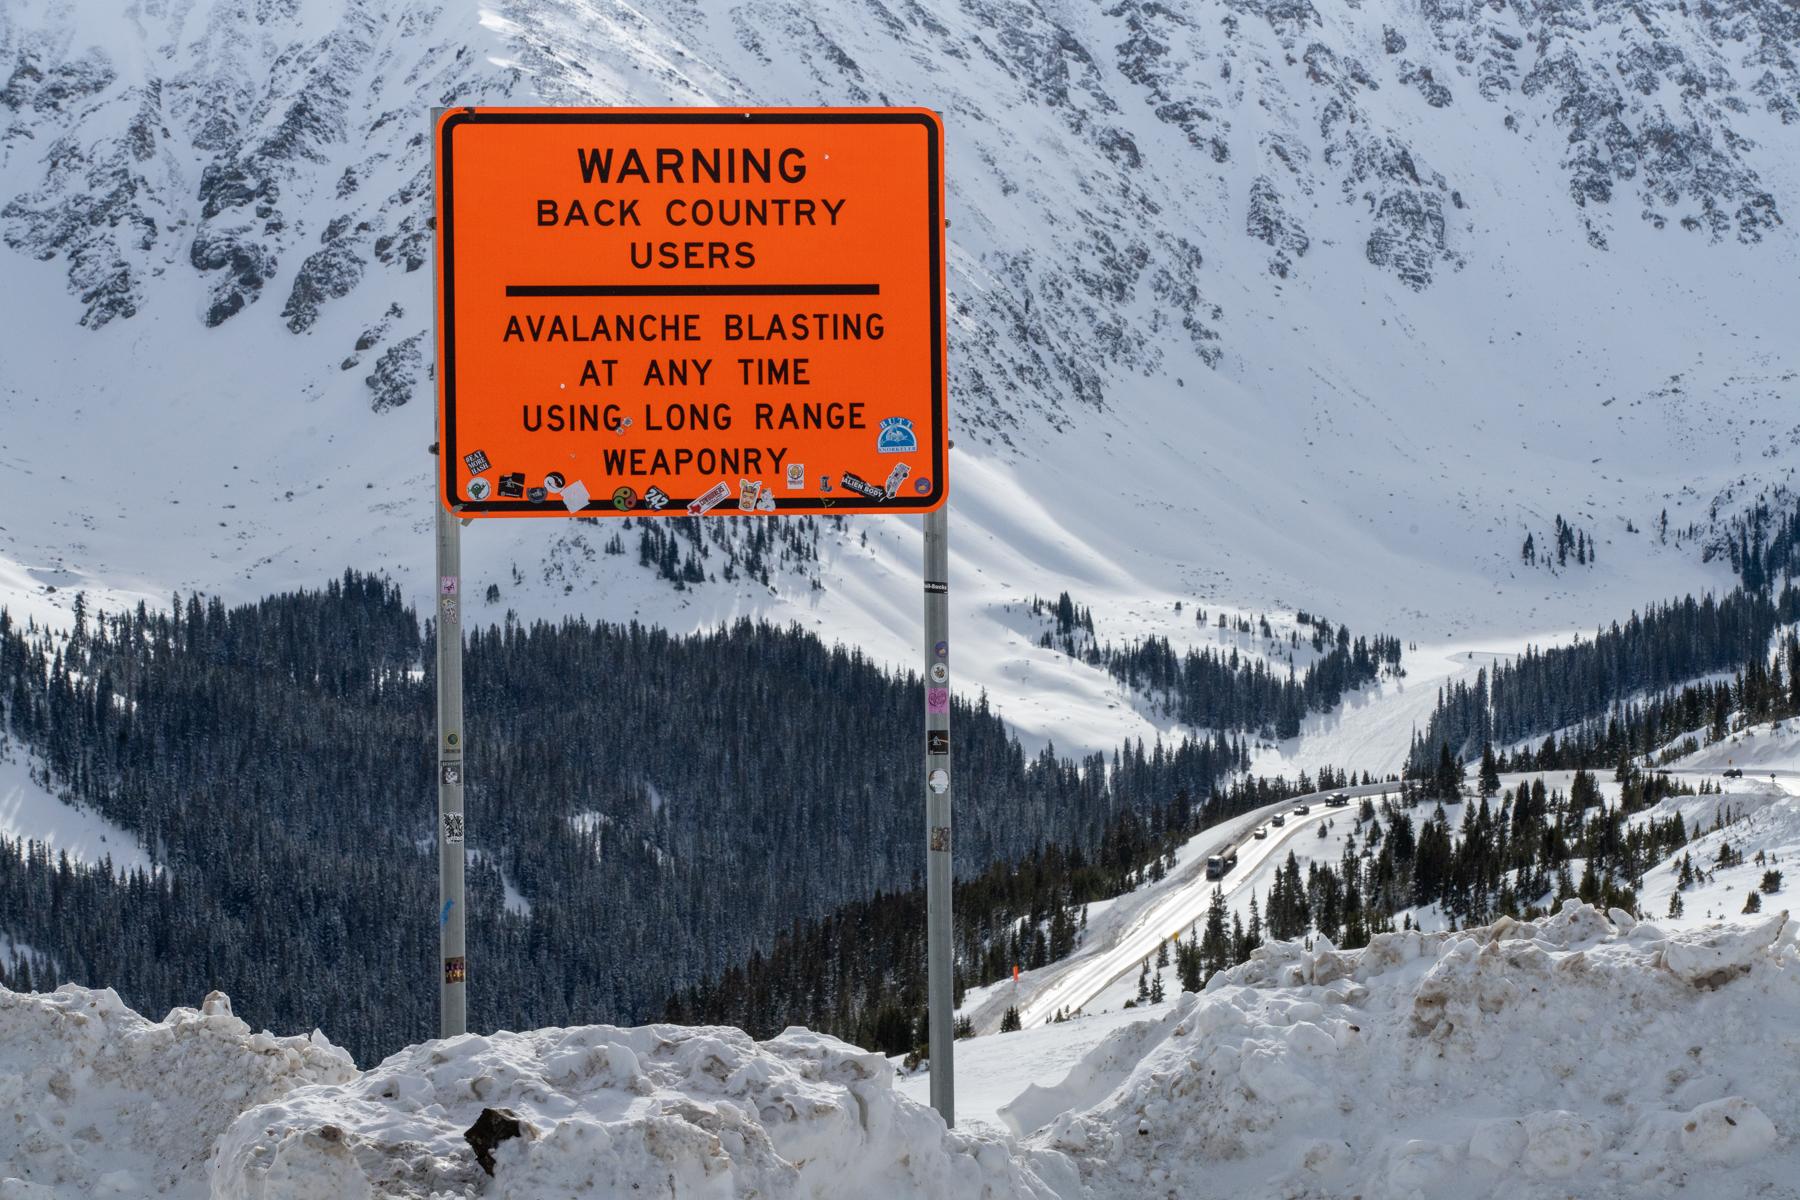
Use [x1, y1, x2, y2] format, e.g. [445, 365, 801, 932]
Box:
[434, 107, 949, 518]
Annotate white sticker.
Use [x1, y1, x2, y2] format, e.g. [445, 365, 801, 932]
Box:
[442, 813, 464, 844]
[930, 662, 948, 684]
[929, 768, 950, 795]
[561, 480, 590, 512]
[785, 463, 806, 490]
[440, 576, 458, 595]
[689, 480, 730, 516]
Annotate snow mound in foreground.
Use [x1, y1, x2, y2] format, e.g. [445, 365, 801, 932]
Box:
[1018, 901, 1800, 1199]
[10, 904, 1800, 1199]
[0, 985, 355, 1198]
[210, 1023, 1074, 1200]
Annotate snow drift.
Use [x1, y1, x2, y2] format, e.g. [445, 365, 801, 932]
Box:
[0, 986, 355, 1199]
[1014, 901, 1800, 1199]
[6, 902, 1799, 1198]
[208, 1023, 1072, 1200]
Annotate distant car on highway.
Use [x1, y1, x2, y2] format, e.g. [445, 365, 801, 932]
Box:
[1270, 813, 1286, 827]
[1724, 768, 1744, 779]
[1327, 792, 1350, 808]
[1253, 826, 1268, 839]
[1294, 804, 1310, 815]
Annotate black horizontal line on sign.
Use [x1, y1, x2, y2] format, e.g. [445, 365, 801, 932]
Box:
[505, 283, 881, 298]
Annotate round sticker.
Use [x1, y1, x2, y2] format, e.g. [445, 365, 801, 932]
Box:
[466, 478, 491, 501]
[929, 769, 950, 795]
[545, 472, 566, 491]
[914, 476, 931, 495]
[930, 662, 948, 683]
[612, 486, 638, 511]
[934, 640, 948, 659]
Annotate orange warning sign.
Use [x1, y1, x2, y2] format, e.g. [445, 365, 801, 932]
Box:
[433, 107, 947, 517]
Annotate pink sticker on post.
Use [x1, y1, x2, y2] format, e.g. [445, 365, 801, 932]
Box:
[927, 687, 949, 714]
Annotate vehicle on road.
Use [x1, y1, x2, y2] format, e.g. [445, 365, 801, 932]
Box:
[1253, 826, 1268, 839]
[1270, 813, 1286, 827]
[1724, 768, 1744, 779]
[1294, 804, 1310, 815]
[1205, 844, 1240, 880]
[1327, 792, 1350, 808]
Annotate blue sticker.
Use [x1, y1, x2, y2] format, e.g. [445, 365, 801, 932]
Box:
[440, 899, 455, 926]
[877, 416, 918, 454]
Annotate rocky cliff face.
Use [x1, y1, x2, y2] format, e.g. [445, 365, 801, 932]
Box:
[4, 0, 1794, 419]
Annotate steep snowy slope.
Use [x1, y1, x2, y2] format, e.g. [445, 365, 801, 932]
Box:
[2, 0, 1798, 758]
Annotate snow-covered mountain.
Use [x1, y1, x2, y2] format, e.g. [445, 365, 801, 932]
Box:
[3, 0, 1799, 758]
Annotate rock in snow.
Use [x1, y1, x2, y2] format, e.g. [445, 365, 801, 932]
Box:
[3, 902, 1798, 1198]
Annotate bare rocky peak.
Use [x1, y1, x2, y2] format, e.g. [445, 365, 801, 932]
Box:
[0, 0, 1795, 423]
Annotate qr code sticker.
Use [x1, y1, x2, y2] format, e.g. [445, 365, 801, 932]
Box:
[442, 813, 465, 844]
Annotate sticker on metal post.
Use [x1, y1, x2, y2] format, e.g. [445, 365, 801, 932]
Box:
[926, 687, 949, 714]
[927, 730, 949, 756]
[440, 576, 459, 595]
[929, 768, 950, 795]
[924, 580, 948, 594]
[444, 957, 467, 984]
[440, 762, 463, 787]
[929, 662, 948, 684]
[442, 813, 465, 844]
[930, 825, 951, 852]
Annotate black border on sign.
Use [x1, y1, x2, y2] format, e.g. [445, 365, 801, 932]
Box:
[437, 109, 947, 517]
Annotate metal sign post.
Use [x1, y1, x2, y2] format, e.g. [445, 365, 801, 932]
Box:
[435, 505, 467, 1037]
[923, 504, 954, 1124]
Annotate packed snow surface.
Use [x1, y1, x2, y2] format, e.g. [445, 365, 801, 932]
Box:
[10, 903, 1800, 1198]
[210, 1023, 1073, 1200]
[1011, 902, 1800, 1199]
[0, 987, 354, 1199]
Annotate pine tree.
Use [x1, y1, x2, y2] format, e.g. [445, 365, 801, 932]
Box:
[1479, 742, 1501, 797]
[1000, 1006, 1022, 1033]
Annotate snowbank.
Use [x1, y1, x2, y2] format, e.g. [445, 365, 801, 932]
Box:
[11, 905, 1800, 1199]
[0, 985, 355, 1198]
[1016, 901, 1800, 1199]
[210, 1023, 1075, 1200]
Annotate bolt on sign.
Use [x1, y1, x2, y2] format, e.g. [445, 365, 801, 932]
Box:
[434, 107, 948, 518]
